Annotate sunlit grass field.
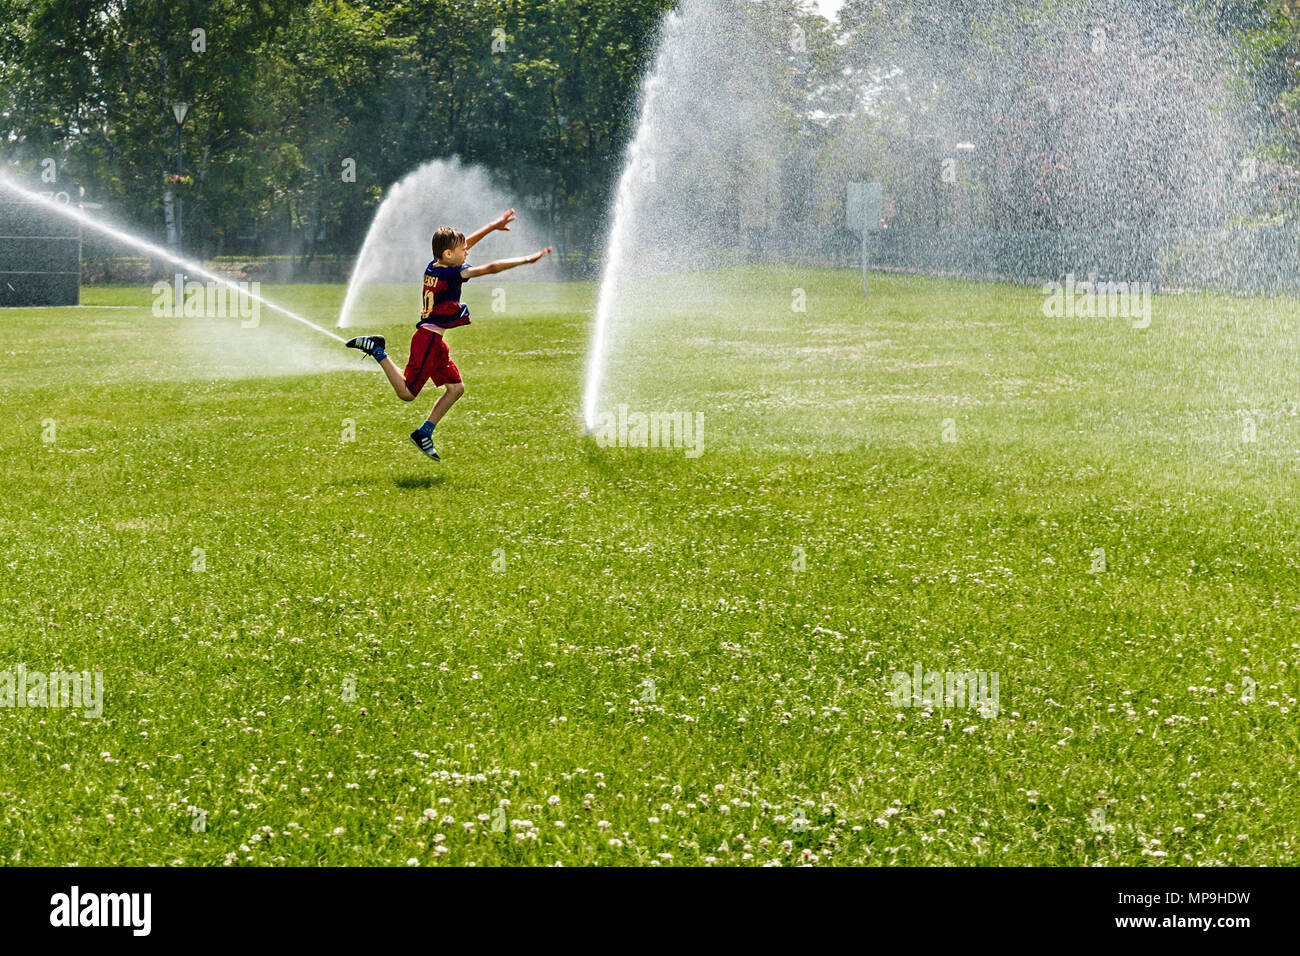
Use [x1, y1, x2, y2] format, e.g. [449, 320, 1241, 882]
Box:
[1, 268, 1298, 866]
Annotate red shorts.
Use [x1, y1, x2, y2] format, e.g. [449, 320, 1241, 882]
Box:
[403, 326, 462, 397]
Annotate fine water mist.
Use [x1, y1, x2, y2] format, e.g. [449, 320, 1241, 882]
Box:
[584, 0, 1271, 436]
[338, 158, 552, 329]
[0, 173, 345, 344]
[585, 0, 788, 430]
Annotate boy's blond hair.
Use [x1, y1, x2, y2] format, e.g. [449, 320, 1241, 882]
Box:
[431, 227, 466, 260]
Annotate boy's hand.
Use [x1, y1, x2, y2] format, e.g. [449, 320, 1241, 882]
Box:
[466, 210, 517, 250]
[527, 246, 553, 264]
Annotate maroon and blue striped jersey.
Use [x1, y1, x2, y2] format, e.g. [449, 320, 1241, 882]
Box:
[419, 261, 471, 329]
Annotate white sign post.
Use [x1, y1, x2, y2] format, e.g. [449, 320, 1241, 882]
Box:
[847, 182, 883, 297]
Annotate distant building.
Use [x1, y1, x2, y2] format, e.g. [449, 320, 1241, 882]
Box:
[0, 181, 82, 307]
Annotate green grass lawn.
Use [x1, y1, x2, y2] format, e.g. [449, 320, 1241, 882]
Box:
[1, 268, 1298, 866]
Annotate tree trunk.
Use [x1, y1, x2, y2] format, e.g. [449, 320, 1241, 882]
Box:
[163, 188, 176, 250]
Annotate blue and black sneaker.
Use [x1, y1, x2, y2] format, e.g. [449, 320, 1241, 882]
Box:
[410, 429, 441, 462]
[346, 335, 387, 359]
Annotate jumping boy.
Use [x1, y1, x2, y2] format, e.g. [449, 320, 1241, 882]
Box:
[345, 209, 552, 461]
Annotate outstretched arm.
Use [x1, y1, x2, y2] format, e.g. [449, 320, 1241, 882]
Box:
[464, 246, 553, 279]
[465, 209, 517, 250]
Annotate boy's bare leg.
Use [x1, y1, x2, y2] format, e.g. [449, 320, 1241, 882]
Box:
[345, 334, 417, 401]
[378, 357, 417, 402]
[425, 382, 465, 425]
[410, 383, 463, 462]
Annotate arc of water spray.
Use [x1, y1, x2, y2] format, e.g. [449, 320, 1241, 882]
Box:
[582, 12, 680, 433]
[583, 116, 645, 432]
[584, 170, 633, 431]
[0, 174, 345, 343]
[582, 55, 674, 433]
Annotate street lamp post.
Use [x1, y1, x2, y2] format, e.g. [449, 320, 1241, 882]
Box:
[913, 132, 942, 227]
[172, 102, 189, 256]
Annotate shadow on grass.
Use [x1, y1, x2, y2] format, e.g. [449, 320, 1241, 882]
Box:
[581, 434, 646, 475]
[395, 474, 446, 490]
[580, 434, 724, 487]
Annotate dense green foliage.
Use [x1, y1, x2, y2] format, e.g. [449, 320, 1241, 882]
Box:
[2, 1, 1299, 266]
[0, 0, 689, 264]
